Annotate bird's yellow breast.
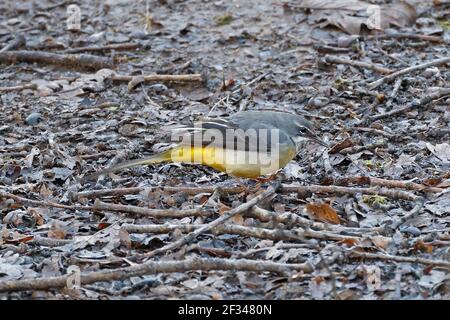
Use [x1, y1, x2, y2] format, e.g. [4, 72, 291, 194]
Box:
[169, 145, 296, 178]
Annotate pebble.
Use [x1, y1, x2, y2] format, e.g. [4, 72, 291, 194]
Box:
[148, 83, 168, 93]
[422, 67, 440, 78]
[308, 96, 329, 108]
[399, 226, 421, 236]
[25, 112, 42, 125]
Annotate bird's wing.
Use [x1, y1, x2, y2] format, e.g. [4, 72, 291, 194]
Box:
[173, 117, 294, 152]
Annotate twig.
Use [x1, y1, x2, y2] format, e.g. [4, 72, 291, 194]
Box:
[367, 57, 450, 89]
[282, 185, 421, 201]
[63, 42, 143, 54]
[313, 44, 351, 54]
[390, 201, 425, 230]
[366, 33, 444, 44]
[72, 183, 419, 201]
[324, 55, 393, 74]
[0, 83, 37, 92]
[339, 141, 387, 155]
[93, 199, 213, 218]
[352, 127, 394, 139]
[111, 74, 203, 83]
[0, 190, 91, 211]
[122, 223, 312, 242]
[0, 257, 313, 292]
[249, 206, 384, 234]
[71, 185, 246, 201]
[334, 176, 444, 193]
[349, 251, 450, 269]
[369, 87, 450, 121]
[93, 143, 140, 185]
[385, 77, 403, 109]
[0, 50, 115, 70]
[142, 182, 281, 258]
[0, 34, 26, 52]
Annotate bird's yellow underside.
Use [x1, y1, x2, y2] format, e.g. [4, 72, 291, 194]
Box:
[165, 145, 295, 178]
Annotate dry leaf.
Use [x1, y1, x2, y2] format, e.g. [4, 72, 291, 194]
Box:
[340, 238, 360, 247]
[414, 240, 433, 253]
[48, 221, 67, 239]
[305, 203, 340, 224]
[295, 0, 417, 34]
[232, 214, 244, 225]
[218, 203, 231, 215]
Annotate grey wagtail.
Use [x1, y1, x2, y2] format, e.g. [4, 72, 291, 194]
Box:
[84, 110, 327, 180]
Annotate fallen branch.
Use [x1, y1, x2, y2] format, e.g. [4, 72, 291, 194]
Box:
[0, 257, 313, 292]
[73, 183, 420, 201]
[0, 190, 92, 211]
[93, 199, 213, 218]
[112, 74, 203, 83]
[0, 83, 37, 92]
[63, 42, 144, 54]
[352, 126, 394, 139]
[390, 201, 425, 230]
[0, 50, 114, 70]
[365, 33, 444, 44]
[334, 176, 444, 193]
[349, 251, 450, 269]
[324, 55, 393, 74]
[282, 185, 420, 201]
[248, 206, 384, 235]
[123, 222, 360, 243]
[122, 223, 308, 241]
[369, 87, 450, 121]
[0, 34, 26, 52]
[367, 57, 450, 89]
[142, 182, 281, 259]
[72, 185, 245, 200]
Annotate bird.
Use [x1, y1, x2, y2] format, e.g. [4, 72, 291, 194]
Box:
[83, 110, 327, 181]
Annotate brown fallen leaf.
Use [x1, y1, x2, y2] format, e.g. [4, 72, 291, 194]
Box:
[414, 240, 433, 253]
[48, 221, 67, 239]
[292, 0, 417, 34]
[329, 138, 353, 154]
[305, 202, 340, 224]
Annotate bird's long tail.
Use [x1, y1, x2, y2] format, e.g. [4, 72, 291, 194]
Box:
[82, 149, 173, 182]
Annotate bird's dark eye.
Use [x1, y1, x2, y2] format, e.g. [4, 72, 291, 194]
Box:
[297, 126, 308, 135]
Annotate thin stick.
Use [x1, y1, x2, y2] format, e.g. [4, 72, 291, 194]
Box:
[0, 257, 313, 292]
[73, 183, 420, 201]
[366, 33, 444, 43]
[112, 74, 203, 83]
[0, 190, 92, 211]
[0, 83, 37, 92]
[369, 87, 450, 121]
[93, 199, 213, 218]
[122, 222, 360, 243]
[142, 182, 281, 258]
[324, 55, 393, 74]
[367, 57, 450, 89]
[0, 50, 114, 70]
[350, 251, 450, 269]
[335, 176, 444, 193]
[63, 42, 143, 54]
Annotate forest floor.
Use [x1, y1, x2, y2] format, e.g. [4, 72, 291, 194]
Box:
[0, 0, 449, 299]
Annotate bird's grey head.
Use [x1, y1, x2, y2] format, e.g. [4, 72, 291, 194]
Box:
[292, 116, 328, 147]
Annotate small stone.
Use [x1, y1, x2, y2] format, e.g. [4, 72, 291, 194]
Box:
[399, 226, 421, 236]
[130, 31, 150, 39]
[308, 96, 329, 108]
[25, 112, 42, 125]
[422, 67, 440, 78]
[148, 83, 168, 93]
